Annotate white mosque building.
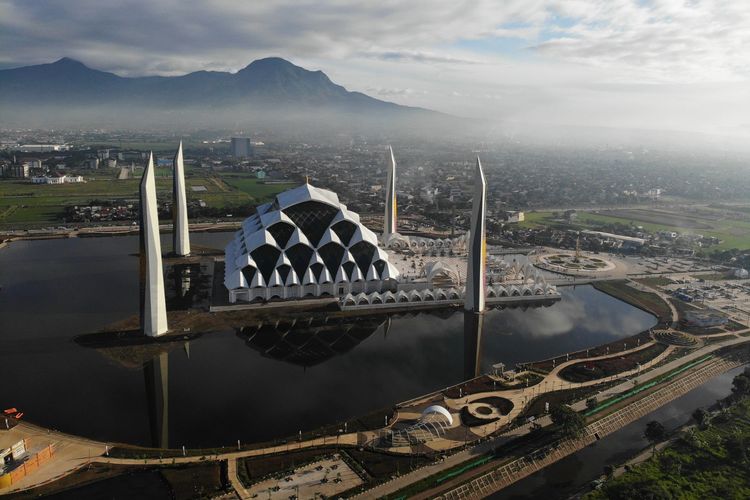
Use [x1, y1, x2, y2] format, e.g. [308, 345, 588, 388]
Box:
[224, 182, 400, 303]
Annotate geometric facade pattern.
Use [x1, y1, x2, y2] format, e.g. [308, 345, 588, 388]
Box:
[225, 183, 400, 303]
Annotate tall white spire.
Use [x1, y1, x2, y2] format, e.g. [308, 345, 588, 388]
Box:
[465, 157, 487, 312]
[140, 152, 169, 337]
[383, 145, 397, 238]
[172, 141, 190, 256]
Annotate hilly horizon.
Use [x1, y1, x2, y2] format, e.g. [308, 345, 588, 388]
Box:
[0, 57, 444, 132]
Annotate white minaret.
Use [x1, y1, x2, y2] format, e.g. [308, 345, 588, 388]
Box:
[140, 152, 169, 337]
[465, 157, 487, 312]
[383, 145, 397, 239]
[172, 141, 190, 256]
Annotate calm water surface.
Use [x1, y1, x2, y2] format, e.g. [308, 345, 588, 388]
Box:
[0, 234, 656, 448]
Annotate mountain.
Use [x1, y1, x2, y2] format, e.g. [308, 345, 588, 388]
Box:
[0, 57, 440, 131]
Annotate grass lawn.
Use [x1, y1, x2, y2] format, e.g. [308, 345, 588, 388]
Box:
[0, 178, 167, 228]
[0, 174, 292, 228]
[517, 208, 750, 252]
[517, 211, 556, 229]
[220, 176, 294, 201]
[634, 277, 674, 288]
[576, 211, 750, 251]
[593, 280, 672, 322]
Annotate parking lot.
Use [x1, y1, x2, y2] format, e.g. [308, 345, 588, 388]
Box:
[660, 278, 750, 328]
[624, 256, 717, 276]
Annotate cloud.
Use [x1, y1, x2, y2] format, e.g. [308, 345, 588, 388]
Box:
[366, 86, 428, 97]
[534, 0, 750, 83]
[360, 50, 481, 65]
[0, 0, 748, 138]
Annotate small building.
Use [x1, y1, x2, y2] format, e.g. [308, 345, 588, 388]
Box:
[31, 175, 84, 185]
[735, 268, 749, 279]
[681, 310, 728, 328]
[503, 211, 525, 223]
[22, 159, 42, 169]
[1, 164, 29, 178]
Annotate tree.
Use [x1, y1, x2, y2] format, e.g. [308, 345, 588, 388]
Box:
[692, 408, 709, 428]
[550, 404, 586, 440]
[602, 477, 674, 500]
[724, 434, 747, 464]
[603, 464, 615, 478]
[586, 397, 598, 411]
[644, 420, 667, 456]
[731, 371, 750, 397]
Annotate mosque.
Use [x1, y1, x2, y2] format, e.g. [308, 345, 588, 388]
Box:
[137, 144, 560, 337]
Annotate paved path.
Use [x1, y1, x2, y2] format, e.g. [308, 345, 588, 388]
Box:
[354, 333, 750, 499]
[227, 458, 250, 499]
[0, 422, 105, 495]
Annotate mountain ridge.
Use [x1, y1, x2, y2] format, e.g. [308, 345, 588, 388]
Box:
[0, 56, 427, 112]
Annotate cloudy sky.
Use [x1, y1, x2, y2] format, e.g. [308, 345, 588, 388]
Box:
[2, 0, 749, 138]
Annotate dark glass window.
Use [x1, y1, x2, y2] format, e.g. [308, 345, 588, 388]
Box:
[310, 262, 325, 281]
[373, 259, 386, 279]
[331, 220, 357, 246]
[350, 241, 376, 275]
[277, 264, 292, 284]
[267, 222, 295, 248]
[250, 244, 281, 283]
[240, 266, 257, 286]
[342, 261, 356, 281]
[318, 242, 345, 276]
[310, 262, 324, 282]
[283, 201, 339, 246]
[285, 244, 314, 282]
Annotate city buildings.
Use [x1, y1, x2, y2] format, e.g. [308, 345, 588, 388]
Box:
[231, 137, 252, 158]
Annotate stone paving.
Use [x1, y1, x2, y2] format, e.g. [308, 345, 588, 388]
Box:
[242, 455, 362, 500]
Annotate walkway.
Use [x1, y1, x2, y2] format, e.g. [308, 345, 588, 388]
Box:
[354, 332, 749, 499]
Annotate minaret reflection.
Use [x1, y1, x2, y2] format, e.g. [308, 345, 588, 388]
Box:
[143, 352, 169, 448]
[463, 311, 484, 380]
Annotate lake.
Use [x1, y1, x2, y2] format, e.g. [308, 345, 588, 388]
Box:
[0, 233, 656, 448]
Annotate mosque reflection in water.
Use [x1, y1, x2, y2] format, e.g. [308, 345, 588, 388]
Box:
[137, 297, 554, 448]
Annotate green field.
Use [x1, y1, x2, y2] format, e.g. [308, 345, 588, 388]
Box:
[220, 176, 294, 199]
[517, 211, 556, 229]
[576, 211, 750, 251]
[0, 173, 293, 228]
[517, 208, 750, 251]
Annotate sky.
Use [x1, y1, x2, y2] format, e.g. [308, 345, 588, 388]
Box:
[2, 0, 749, 139]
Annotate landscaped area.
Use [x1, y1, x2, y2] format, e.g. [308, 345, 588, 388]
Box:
[558, 343, 668, 383]
[593, 280, 672, 323]
[585, 372, 750, 500]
